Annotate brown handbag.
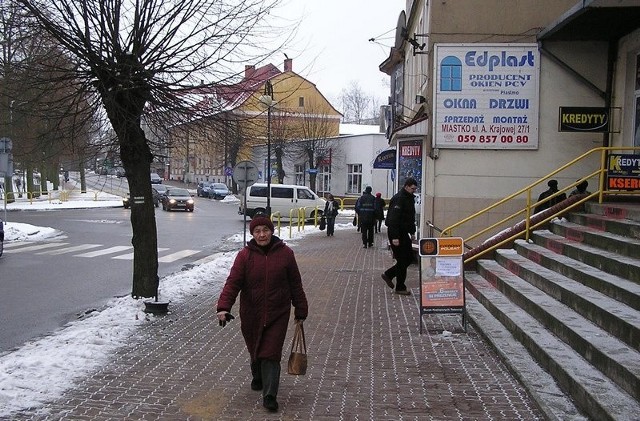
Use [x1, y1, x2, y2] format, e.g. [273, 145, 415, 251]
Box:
[287, 321, 308, 375]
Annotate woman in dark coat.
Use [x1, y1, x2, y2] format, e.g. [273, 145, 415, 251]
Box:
[374, 192, 386, 233]
[217, 216, 308, 413]
[323, 194, 339, 236]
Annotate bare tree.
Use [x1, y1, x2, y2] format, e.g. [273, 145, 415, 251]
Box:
[293, 101, 339, 192]
[1, 3, 96, 199]
[339, 81, 372, 124]
[15, 0, 283, 298]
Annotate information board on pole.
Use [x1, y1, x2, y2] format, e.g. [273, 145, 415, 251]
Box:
[232, 160, 259, 245]
[418, 237, 466, 333]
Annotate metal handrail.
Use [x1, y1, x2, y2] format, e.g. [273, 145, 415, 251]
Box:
[441, 146, 640, 264]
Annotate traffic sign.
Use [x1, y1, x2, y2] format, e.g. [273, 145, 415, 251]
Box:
[233, 160, 259, 189]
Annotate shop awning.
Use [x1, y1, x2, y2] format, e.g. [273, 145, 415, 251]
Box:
[389, 115, 429, 144]
[538, 0, 640, 42]
[373, 149, 396, 169]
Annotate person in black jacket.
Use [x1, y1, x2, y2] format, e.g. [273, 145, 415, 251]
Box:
[534, 179, 566, 214]
[323, 194, 339, 237]
[381, 177, 418, 295]
[355, 186, 376, 248]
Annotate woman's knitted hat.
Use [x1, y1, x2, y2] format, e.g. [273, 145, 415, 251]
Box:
[249, 216, 274, 233]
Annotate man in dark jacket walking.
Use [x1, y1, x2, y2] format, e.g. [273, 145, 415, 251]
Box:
[356, 186, 376, 248]
[381, 177, 418, 295]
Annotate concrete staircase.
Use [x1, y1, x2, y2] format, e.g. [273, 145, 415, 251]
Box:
[464, 201, 640, 421]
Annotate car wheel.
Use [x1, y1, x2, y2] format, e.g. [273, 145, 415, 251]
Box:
[309, 210, 323, 222]
[252, 208, 267, 218]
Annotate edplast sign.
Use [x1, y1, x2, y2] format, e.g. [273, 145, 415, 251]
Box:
[433, 44, 540, 150]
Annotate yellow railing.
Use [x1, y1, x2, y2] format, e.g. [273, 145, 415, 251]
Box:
[2, 188, 72, 205]
[442, 146, 640, 264]
[269, 206, 323, 239]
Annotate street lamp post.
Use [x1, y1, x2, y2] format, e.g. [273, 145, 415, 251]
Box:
[260, 80, 275, 216]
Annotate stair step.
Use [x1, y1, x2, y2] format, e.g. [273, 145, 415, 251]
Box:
[552, 219, 640, 259]
[513, 239, 640, 311]
[532, 230, 640, 283]
[494, 249, 640, 351]
[477, 258, 640, 401]
[565, 212, 640, 243]
[465, 271, 640, 421]
[465, 294, 587, 421]
[586, 202, 640, 223]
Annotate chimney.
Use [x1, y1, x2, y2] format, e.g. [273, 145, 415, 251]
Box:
[245, 65, 255, 79]
[284, 58, 292, 72]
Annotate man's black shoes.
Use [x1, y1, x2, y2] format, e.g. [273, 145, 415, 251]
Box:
[381, 273, 394, 289]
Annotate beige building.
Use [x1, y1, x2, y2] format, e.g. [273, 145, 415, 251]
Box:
[380, 0, 640, 243]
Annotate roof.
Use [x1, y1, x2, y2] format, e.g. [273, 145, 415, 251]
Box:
[339, 124, 382, 136]
[538, 0, 640, 42]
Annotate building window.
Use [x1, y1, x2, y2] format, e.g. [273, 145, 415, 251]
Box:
[440, 56, 462, 92]
[347, 164, 362, 194]
[294, 164, 306, 185]
[298, 96, 304, 107]
[318, 164, 331, 194]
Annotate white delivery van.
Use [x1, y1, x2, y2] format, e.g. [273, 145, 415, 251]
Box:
[240, 183, 326, 220]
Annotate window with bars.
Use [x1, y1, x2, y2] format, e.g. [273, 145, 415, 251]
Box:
[318, 164, 331, 194]
[294, 164, 306, 185]
[347, 164, 362, 194]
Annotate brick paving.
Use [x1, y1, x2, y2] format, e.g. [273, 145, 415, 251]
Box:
[10, 228, 545, 420]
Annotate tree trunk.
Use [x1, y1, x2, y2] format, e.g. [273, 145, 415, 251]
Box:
[78, 160, 87, 193]
[112, 117, 159, 299]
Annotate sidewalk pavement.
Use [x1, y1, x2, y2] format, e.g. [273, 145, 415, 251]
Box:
[10, 228, 545, 421]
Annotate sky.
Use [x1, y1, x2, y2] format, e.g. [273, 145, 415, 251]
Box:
[0, 190, 357, 418]
[271, 1, 402, 108]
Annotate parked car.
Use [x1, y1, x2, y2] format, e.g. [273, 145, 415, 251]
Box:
[152, 185, 168, 207]
[209, 183, 230, 199]
[196, 181, 213, 197]
[0, 219, 4, 258]
[239, 183, 325, 220]
[161, 187, 194, 212]
[150, 173, 163, 184]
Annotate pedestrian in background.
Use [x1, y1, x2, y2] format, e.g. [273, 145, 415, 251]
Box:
[324, 194, 339, 237]
[381, 177, 418, 295]
[534, 179, 566, 214]
[569, 179, 591, 197]
[216, 216, 308, 413]
[374, 192, 386, 233]
[355, 186, 376, 248]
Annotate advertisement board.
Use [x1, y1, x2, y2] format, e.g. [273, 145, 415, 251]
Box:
[433, 44, 539, 150]
[558, 107, 610, 132]
[419, 237, 466, 333]
[607, 154, 640, 190]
